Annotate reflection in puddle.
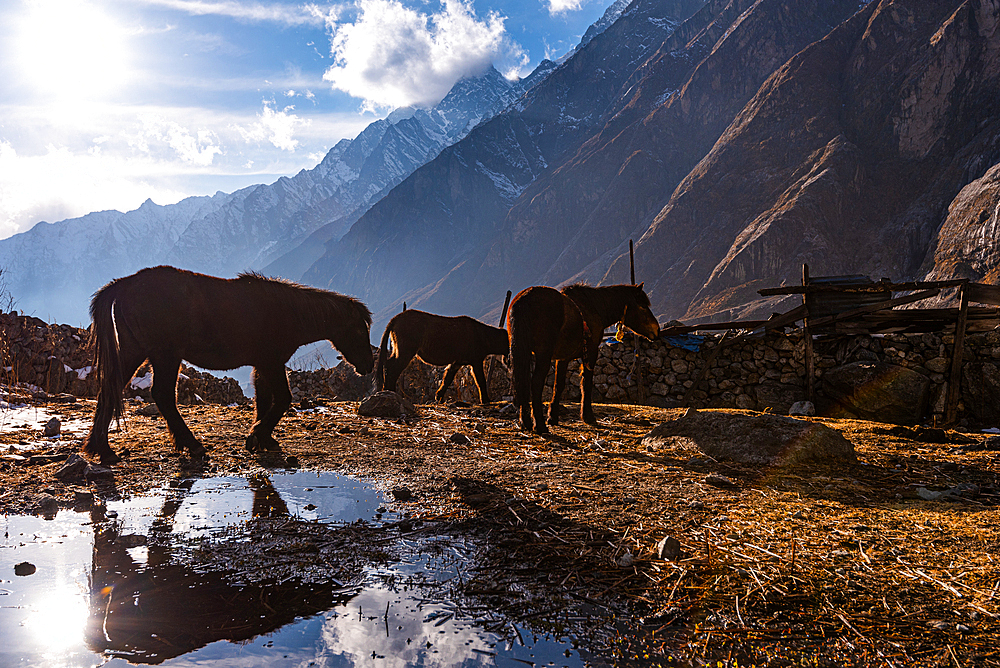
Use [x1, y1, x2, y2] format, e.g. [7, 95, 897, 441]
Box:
[1, 472, 589, 667]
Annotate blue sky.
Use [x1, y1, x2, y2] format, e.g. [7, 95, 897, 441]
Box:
[0, 0, 616, 240]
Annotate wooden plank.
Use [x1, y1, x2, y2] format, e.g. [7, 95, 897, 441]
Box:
[803, 264, 814, 402]
[758, 279, 966, 297]
[945, 283, 970, 424]
[802, 288, 941, 330]
[658, 304, 808, 335]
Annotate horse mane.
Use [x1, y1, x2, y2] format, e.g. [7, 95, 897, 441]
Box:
[562, 283, 650, 314]
[236, 272, 372, 328]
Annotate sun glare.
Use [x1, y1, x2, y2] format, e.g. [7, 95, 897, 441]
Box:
[15, 0, 132, 101]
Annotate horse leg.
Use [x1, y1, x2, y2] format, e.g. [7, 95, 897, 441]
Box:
[246, 364, 290, 453]
[252, 367, 274, 425]
[383, 349, 413, 393]
[150, 355, 205, 459]
[580, 355, 599, 425]
[530, 352, 552, 435]
[470, 360, 491, 404]
[547, 360, 569, 426]
[436, 363, 461, 403]
[82, 348, 146, 465]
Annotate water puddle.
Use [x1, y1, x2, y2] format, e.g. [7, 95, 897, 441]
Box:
[1, 472, 595, 667]
[0, 400, 90, 450]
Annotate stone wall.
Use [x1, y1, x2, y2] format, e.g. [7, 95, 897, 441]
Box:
[1, 312, 246, 404]
[7, 308, 1000, 426]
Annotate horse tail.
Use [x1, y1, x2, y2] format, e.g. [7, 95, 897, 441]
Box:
[89, 280, 126, 426]
[374, 320, 393, 391]
[508, 300, 531, 409]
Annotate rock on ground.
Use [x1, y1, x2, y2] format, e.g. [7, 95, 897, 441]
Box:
[641, 410, 856, 467]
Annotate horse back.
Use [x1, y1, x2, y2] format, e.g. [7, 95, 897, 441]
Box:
[508, 286, 586, 361]
[98, 267, 284, 366]
[392, 310, 502, 365]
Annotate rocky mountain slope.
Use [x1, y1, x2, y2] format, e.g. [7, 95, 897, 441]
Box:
[301, 0, 1000, 334]
[0, 65, 546, 325]
[304, 0, 709, 320]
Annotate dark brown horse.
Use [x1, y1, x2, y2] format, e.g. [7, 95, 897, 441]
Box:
[508, 283, 660, 434]
[374, 309, 509, 403]
[83, 266, 373, 464]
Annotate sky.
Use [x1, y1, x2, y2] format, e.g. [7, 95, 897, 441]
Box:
[0, 0, 617, 241]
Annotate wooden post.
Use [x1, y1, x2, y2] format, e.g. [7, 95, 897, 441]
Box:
[402, 302, 406, 311]
[498, 290, 512, 328]
[629, 239, 635, 286]
[802, 264, 815, 403]
[487, 290, 514, 395]
[945, 281, 970, 424]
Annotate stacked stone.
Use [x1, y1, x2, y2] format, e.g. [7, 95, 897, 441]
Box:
[1, 311, 246, 404]
[287, 363, 373, 402]
[0, 311, 97, 396]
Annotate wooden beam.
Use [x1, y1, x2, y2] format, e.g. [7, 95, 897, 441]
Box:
[803, 264, 814, 403]
[965, 283, 1000, 306]
[945, 282, 970, 424]
[758, 279, 966, 297]
[801, 288, 941, 330]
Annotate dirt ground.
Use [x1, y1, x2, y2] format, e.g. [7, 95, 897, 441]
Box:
[3, 395, 1000, 667]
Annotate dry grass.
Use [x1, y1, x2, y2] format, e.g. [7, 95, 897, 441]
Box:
[2, 398, 998, 666]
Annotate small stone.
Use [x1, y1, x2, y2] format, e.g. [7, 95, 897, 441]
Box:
[656, 536, 682, 560]
[42, 417, 60, 437]
[449, 432, 471, 445]
[285, 455, 300, 468]
[617, 551, 634, 568]
[791, 510, 806, 519]
[14, 562, 36, 576]
[84, 464, 115, 483]
[704, 473, 736, 489]
[54, 454, 88, 483]
[688, 500, 705, 510]
[391, 487, 413, 502]
[531, 482, 549, 492]
[303, 503, 317, 510]
[73, 489, 94, 506]
[788, 401, 815, 416]
[32, 493, 59, 518]
[137, 403, 160, 417]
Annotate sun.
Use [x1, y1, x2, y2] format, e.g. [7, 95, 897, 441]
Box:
[14, 0, 132, 101]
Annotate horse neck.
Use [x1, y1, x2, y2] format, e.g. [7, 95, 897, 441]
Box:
[584, 286, 632, 330]
[295, 295, 347, 346]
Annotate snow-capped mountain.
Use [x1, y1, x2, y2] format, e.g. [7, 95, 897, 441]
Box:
[0, 64, 546, 326]
[300, 0, 1000, 340]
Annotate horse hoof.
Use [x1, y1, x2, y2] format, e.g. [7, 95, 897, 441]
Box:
[546, 417, 559, 426]
[534, 425, 550, 436]
[246, 433, 281, 453]
[100, 451, 123, 466]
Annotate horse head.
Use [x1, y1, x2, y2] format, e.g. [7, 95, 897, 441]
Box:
[330, 301, 375, 375]
[622, 283, 660, 341]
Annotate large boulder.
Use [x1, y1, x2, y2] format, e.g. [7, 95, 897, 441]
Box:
[641, 410, 856, 467]
[357, 391, 418, 418]
[961, 362, 1000, 427]
[822, 361, 929, 425]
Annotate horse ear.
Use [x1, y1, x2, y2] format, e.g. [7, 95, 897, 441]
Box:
[637, 282, 644, 289]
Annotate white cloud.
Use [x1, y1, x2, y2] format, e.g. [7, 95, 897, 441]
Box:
[0, 102, 371, 239]
[322, 0, 521, 110]
[545, 0, 585, 14]
[130, 0, 329, 27]
[235, 101, 310, 151]
[131, 115, 225, 165]
[0, 140, 187, 239]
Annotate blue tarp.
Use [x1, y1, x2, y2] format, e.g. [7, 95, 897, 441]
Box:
[662, 334, 705, 352]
